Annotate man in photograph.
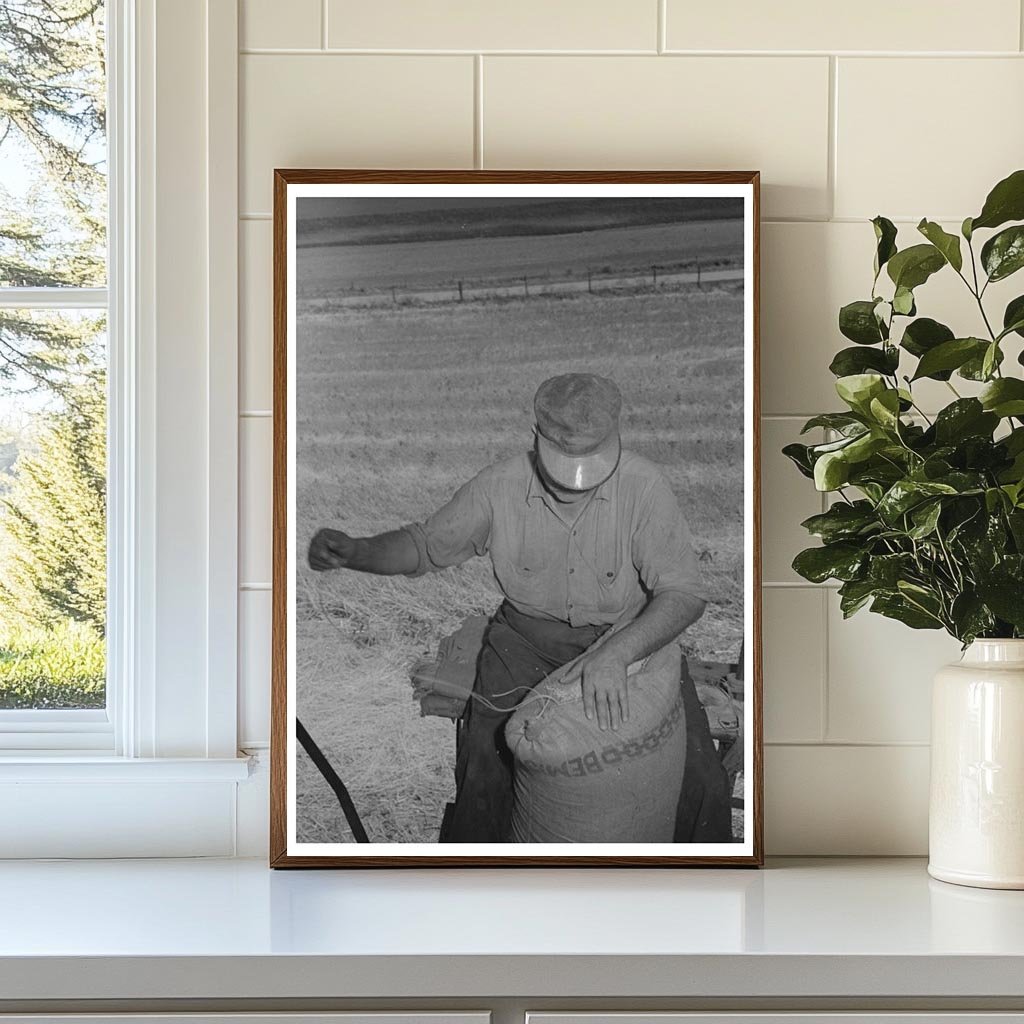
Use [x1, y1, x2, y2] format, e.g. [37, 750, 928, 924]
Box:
[308, 372, 726, 843]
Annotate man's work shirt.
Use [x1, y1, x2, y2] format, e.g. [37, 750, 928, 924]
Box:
[402, 450, 705, 628]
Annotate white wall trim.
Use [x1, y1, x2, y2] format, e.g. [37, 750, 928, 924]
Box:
[0, 756, 251, 782]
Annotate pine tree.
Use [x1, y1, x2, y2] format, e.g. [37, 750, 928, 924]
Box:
[0, 373, 105, 632]
[0, 2, 107, 645]
[0, 0, 106, 394]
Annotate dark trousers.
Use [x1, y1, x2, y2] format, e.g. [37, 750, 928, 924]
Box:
[440, 601, 734, 844]
[443, 602, 607, 843]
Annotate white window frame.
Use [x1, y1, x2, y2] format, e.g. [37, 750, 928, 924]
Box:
[0, 7, 118, 750]
[0, 0, 248, 856]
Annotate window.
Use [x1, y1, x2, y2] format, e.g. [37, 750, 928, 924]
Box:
[0, 0, 244, 856]
[0, 0, 110, 745]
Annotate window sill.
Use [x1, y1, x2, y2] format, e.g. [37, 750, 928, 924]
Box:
[0, 754, 252, 782]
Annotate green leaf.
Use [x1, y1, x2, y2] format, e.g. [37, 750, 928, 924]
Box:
[800, 501, 879, 543]
[838, 579, 880, 618]
[911, 338, 988, 381]
[829, 345, 899, 378]
[792, 543, 866, 584]
[887, 243, 946, 291]
[877, 479, 958, 524]
[917, 219, 963, 272]
[868, 389, 902, 431]
[892, 286, 916, 316]
[950, 593, 996, 644]
[962, 216, 974, 241]
[1003, 295, 1024, 339]
[979, 378, 1024, 418]
[835, 373, 887, 413]
[871, 594, 943, 630]
[908, 500, 943, 539]
[839, 299, 887, 345]
[981, 225, 1024, 282]
[782, 442, 815, 479]
[982, 341, 1001, 381]
[800, 413, 866, 435]
[872, 216, 898, 278]
[933, 399, 999, 444]
[814, 450, 851, 491]
[960, 344, 1004, 381]
[976, 579, 1024, 629]
[868, 552, 915, 587]
[971, 169, 1024, 232]
[900, 318, 955, 368]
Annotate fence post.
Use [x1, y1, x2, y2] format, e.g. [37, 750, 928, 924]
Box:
[458, 280, 464, 302]
[696, 261, 702, 290]
[523, 276, 529, 297]
[652, 265, 658, 288]
[587, 269, 593, 294]
[391, 285, 397, 304]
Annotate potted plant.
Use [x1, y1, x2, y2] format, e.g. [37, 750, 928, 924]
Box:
[785, 169, 1024, 889]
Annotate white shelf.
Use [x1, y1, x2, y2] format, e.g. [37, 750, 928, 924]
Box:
[1, 857, 1023, 1002]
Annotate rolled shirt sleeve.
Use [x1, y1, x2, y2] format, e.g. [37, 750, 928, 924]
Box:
[402, 474, 493, 577]
[632, 474, 707, 602]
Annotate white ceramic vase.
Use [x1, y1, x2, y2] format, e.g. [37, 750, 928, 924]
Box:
[929, 639, 1024, 889]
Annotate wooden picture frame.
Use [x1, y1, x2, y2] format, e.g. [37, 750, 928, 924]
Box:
[271, 170, 762, 867]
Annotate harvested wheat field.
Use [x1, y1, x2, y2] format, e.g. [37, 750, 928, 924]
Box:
[294, 281, 745, 844]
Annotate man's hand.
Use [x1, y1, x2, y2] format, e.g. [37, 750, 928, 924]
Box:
[562, 647, 630, 732]
[308, 527, 357, 571]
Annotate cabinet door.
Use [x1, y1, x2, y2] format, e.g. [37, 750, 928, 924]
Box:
[529, 1016, 1024, 1024]
[0, 1015, 490, 1024]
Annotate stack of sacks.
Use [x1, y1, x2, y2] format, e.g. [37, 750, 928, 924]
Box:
[409, 614, 490, 719]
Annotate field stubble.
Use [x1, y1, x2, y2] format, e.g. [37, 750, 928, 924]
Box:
[295, 285, 745, 844]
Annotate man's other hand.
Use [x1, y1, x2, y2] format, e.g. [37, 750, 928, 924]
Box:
[562, 648, 630, 732]
[308, 527, 357, 571]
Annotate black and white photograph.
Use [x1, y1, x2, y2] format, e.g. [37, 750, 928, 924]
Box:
[272, 172, 761, 866]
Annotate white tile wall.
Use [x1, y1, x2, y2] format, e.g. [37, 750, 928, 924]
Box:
[326, 0, 657, 52]
[239, 220, 272, 412]
[235, 2, 1024, 854]
[762, 588, 825, 744]
[483, 56, 831, 220]
[836, 58, 1024, 221]
[240, 54, 475, 213]
[665, 0, 1021, 53]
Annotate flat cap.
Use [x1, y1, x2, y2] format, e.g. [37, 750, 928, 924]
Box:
[534, 373, 621, 491]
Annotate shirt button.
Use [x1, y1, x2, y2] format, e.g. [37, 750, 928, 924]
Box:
[567, 603, 573, 609]
[568, 568, 574, 574]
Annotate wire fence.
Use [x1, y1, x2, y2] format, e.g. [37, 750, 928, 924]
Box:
[299, 260, 745, 312]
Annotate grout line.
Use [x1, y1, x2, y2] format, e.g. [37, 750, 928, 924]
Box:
[761, 585, 839, 593]
[657, 0, 666, 54]
[473, 55, 484, 169]
[321, 0, 328, 50]
[827, 56, 838, 220]
[240, 47, 660, 56]
[820, 587, 830, 743]
[765, 740, 931, 748]
[238, 46, 1024, 57]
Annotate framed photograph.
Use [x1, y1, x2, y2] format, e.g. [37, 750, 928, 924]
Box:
[270, 170, 762, 867]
